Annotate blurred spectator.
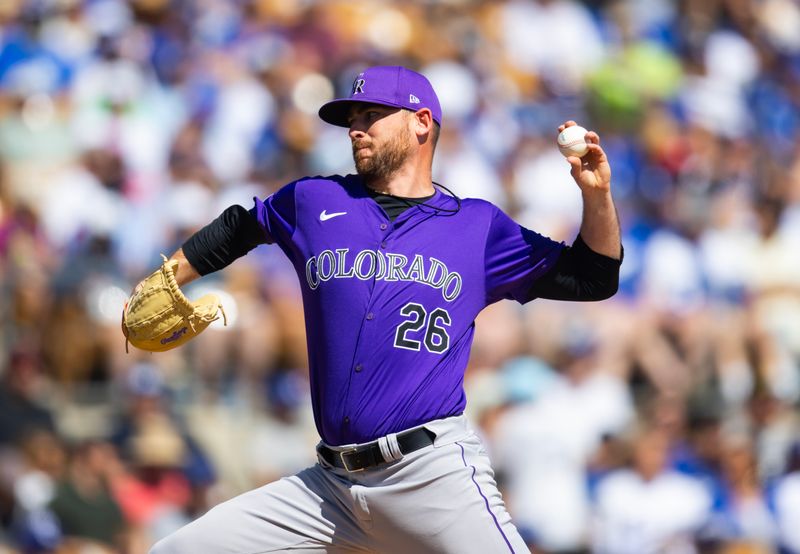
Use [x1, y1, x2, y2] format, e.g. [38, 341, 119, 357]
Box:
[591, 427, 713, 554]
[245, 369, 317, 487]
[498, 0, 605, 94]
[109, 362, 214, 531]
[10, 430, 65, 553]
[747, 385, 800, 481]
[0, 349, 54, 447]
[748, 196, 800, 361]
[773, 442, 800, 553]
[110, 410, 193, 548]
[700, 434, 778, 550]
[39, 148, 127, 254]
[49, 441, 127, 552]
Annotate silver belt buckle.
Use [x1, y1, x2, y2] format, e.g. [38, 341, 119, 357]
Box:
[339, 448, 364, 473]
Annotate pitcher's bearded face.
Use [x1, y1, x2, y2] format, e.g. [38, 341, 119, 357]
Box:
[352, 125, 413, 182]
[347, 106, 415, 183]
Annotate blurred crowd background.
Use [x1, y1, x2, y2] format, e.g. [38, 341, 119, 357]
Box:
[1, 0, 800, 552]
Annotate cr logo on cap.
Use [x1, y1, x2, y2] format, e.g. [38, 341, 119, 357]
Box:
[352, 78, 365, 95]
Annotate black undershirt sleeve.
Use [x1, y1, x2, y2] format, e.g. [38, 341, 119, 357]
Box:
[528, 235, 623, 301]
[182, 204, 268, 276]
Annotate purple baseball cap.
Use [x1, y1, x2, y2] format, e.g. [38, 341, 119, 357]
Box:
[318, 66, 442, 128]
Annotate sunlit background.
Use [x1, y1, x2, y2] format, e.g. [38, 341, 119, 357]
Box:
[1, 0, 800, 553]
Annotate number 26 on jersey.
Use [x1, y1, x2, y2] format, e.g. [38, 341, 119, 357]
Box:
[394, 302, 451, 354]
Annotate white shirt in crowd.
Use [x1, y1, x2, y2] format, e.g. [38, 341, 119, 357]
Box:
[592, 469, 712, 554]
[492, 371, 633, 551]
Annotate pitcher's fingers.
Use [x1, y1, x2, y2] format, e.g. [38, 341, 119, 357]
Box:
[567, 156, 583, 178]
[558, 120, 578, 132]
[585, 143, 606, 159]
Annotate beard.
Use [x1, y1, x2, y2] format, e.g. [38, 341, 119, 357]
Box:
[352, 128, 413, 183]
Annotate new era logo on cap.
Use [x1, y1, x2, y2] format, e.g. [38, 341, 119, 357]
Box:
[318, 66, 442, 128]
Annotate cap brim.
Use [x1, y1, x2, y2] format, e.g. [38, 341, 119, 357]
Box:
[318, 98, 407, 127]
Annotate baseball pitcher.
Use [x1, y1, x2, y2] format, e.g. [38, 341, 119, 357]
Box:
[126, 66, 622, 553]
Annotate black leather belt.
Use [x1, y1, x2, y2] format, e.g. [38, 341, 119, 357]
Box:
[317, 427, 436, 472]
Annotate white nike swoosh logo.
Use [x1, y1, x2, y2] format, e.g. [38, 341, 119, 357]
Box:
[320, 210, 347, 221]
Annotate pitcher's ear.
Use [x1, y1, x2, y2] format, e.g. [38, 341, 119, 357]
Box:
[413, 108, 434, 135]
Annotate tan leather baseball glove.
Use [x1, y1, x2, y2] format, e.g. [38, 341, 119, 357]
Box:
[122, 255, 226, 352]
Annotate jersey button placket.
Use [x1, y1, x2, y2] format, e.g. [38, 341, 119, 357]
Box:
[344, 224, 385, 432]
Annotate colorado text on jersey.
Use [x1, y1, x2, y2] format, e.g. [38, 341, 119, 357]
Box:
[304, 248, 463, 302]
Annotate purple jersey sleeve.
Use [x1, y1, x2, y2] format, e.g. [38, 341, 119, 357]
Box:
[484, 206, 564, 305]
[249, 181, 298, 247]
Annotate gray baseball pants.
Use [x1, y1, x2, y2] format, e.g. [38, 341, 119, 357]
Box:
[149, 415, 527, 553]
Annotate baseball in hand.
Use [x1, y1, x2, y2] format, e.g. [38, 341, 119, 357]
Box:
[557, 125, 589, 158]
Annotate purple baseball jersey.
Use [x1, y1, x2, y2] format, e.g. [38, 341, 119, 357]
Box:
[252, 174, 563, 446]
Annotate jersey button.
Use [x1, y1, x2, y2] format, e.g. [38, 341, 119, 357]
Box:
[366, 312, 374, 320]
[344, 416, 350, 424]
[380, 242, 387, 249]
[355, 364, 363, 372]
[380, 223, 388, 230]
